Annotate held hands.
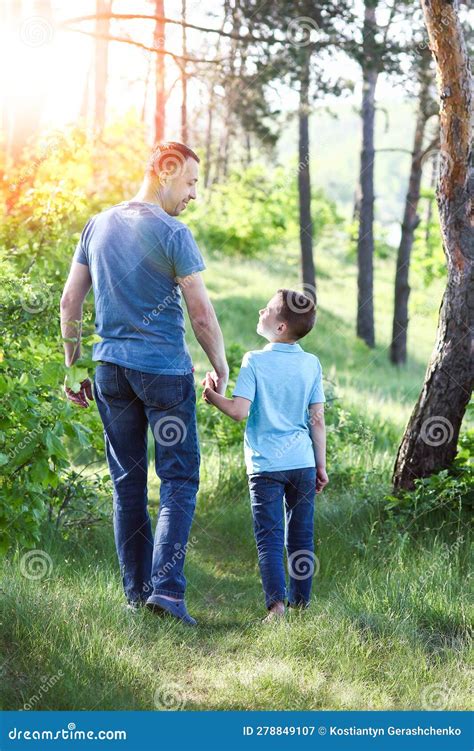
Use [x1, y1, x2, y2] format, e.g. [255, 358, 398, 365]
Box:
[316, 466, 329, 494]
[64, 376, 94, 408]
[201, 371, 217, 404]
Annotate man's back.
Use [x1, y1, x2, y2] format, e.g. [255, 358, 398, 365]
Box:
[73, 200, 205, 374]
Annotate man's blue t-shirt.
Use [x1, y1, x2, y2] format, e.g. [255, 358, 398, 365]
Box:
[73, 201, 206, 374]
[232, 342, 325, 474]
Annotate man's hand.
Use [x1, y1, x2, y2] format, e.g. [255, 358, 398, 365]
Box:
[316, 466, 329, 494]
[64, 376, 94, 408]
[203, 368, 228, 396]
[202, 372, 216, 404]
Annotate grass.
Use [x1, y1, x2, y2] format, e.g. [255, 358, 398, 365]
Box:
[1, 243, 472, 711]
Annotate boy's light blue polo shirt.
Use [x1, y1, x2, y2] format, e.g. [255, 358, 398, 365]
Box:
[232, 342, 325, 475]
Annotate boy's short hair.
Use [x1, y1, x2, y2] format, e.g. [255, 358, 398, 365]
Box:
[147, 141, 200, 176]
[275, 288, 316, 339]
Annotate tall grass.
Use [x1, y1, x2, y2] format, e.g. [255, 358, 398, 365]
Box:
[1, 246, 471, 711]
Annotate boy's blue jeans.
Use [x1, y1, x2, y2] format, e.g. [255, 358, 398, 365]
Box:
[93, 362, 200, 604]
[248, 467, 316, 609]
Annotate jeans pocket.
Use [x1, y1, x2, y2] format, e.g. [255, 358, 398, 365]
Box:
[94, 363, 121, 398]
[140, 373, 184, 410]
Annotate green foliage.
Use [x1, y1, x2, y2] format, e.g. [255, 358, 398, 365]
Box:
[187, 164, 342, 258]
[197, 343, 247, 451]
[345, 218, 396, 262]
[382, 429, 473, 535]
[411, 190, 446, 286]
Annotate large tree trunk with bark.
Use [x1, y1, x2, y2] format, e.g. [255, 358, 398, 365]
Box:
[356, 1, 378, 348]
[392, 0, 473, 490]
[298, 52, 315, 299]
[153, 0, 166, 143]
[390, 62, 436, 365]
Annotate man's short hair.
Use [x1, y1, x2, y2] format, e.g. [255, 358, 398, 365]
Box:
[275, 288, 316, 340]
[147, 141, 200, 176]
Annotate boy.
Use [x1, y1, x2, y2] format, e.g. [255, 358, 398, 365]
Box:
[202, 289, 328, 621]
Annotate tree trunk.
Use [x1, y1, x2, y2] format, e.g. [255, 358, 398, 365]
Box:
[390, 68, 433, 365]
[204, 82, 214, 187]
[153, 0, 166, 143]
[392, 0, 473, 490]
[356, 1, 378, 348]
[298, 52, 315, 300]
[94, 0, 111, 135]
[181, 0, 188, 143]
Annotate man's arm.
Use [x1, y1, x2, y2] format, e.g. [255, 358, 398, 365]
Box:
[60, 261, 92, 366]
[60, 261, 94, 408]
[309, 402, 329, 493]
[177, 272, 229, 394]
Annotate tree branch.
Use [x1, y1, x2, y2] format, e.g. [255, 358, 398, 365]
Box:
[62, 26, 224, 65]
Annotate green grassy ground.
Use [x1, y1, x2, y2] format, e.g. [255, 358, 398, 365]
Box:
[1, 245, 471, 711]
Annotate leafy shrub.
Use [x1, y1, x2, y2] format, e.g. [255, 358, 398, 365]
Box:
[381, 429, 473, 534]
[187, 164, 342, 258]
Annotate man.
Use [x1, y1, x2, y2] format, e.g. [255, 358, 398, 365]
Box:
[60, 141, 229, 626]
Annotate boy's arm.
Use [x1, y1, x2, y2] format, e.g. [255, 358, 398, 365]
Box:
[203, 376, 251, 422]
[309, 402, 328, 492]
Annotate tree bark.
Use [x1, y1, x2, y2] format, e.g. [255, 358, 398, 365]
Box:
[153, 0, 166, 143]
[392, 0, 473, 490]
[298, 51, 316, 300]
[390, 64, 435, 365]
[356, 1, 378, 348]
[94, 0, 111, 135]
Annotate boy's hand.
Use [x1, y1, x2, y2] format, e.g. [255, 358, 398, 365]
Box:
[316, 466, 329, 493]
[202, 372, 216, 404]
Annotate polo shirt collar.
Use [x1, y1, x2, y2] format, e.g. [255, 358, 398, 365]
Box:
[263, 342, 303, 352]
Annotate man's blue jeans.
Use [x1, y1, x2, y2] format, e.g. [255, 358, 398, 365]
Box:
[248, 467, 316, 609]
[93, 362, 200, 604]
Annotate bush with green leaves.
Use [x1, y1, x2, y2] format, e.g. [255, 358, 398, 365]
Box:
[187, 164, 343, 258]
[0, 254, 105, 551]
[381, 429, 473, 535]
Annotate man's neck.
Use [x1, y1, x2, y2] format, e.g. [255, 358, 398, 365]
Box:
[130, 182, 163, 208]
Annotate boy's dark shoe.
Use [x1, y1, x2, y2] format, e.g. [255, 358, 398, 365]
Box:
[145, 594, 197, 626]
